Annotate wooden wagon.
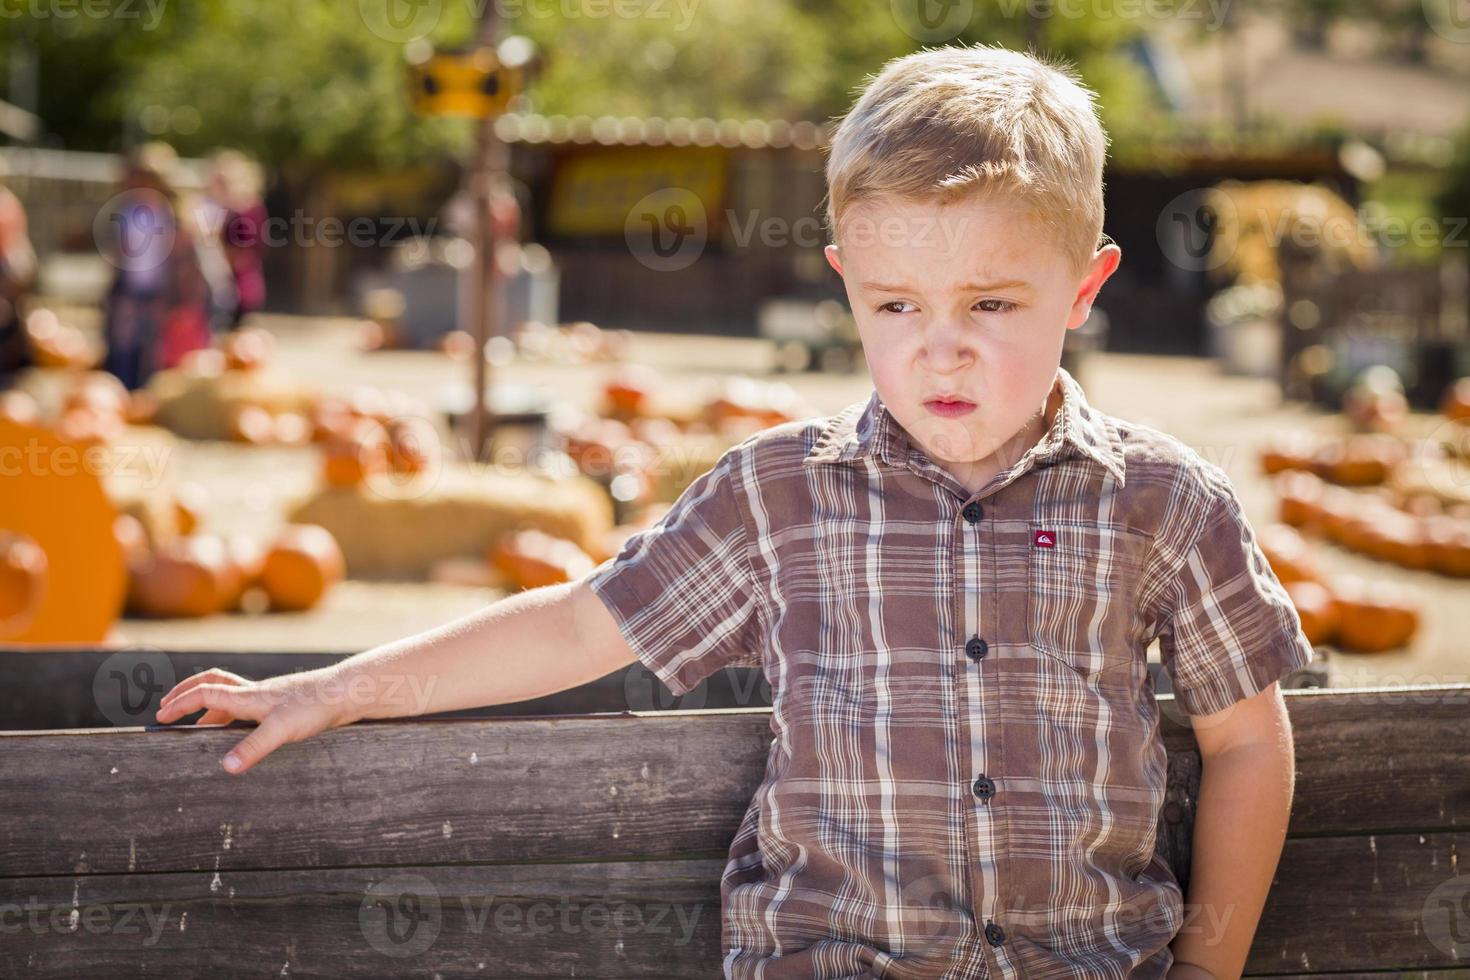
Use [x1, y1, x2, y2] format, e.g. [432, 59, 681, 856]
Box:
[1, 648, 1464, 977]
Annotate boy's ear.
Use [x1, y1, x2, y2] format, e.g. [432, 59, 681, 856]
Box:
[1067, 244, 1121, 330]
[824, 244, 843, 277]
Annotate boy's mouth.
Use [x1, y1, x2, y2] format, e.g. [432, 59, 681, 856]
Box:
[923, 397, 977, 418]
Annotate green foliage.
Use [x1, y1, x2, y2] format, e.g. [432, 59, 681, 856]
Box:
[4, 0, 1167, 170]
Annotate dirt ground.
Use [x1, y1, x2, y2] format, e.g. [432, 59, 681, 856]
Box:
[111, 315, 1468, 691]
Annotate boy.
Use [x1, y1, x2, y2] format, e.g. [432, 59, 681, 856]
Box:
[156, 43, 1311, 980]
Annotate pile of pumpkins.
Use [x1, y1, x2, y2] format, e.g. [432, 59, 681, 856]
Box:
[1258, 430, 1408, 487]
[122, 513, 345, 619]
[0, 370, 156, 449]
[437, 320, 634, 365]
[553, 368, 813, 503]
[1256, 520, 1423, 653]
[22, 308, 97, 370]
[314, 387, 440, 491]
[434, 501, 672, 593]
[1272, 469, 1470, 577]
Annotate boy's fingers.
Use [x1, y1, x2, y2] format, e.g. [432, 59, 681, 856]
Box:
[221, 715, 298, 775]
[156, 683, 267, 724]
[159, 668, 248, 709]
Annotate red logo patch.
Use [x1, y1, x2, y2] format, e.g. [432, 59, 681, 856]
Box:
[1034, 530, 1056, 549]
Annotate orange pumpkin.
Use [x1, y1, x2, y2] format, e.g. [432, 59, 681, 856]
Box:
[0, 390, 39, 426]
[489, 529, 596, 590]
[260, 524, 345, 612]
[127, 535, 232, 618]
[1275, 471, 1326, 531]
[386, 417, 439, 476]
[321, 418, 390, 488]
[1438, 378, 1470, 423]
[229, 403, 276, 444]
[1258, 431, 1321, 475]
[223, 327, 275, 371]
[602, 367, 657, 419]
[174, 482, 208, 536]
[1284, 580, 1337, 646]
[0, 531, 48, 637]
[1257, 523, 1322, 584]
[1423, 516, 1470, 577]
[1331, 576, 1421, 653]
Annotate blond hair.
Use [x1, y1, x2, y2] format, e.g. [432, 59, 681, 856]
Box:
[823, 43, 1111, 278]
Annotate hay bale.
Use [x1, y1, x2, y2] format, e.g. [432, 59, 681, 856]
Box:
[285, 462, 613, 580]
[148, 368, 319, 440]
[100, 425, 180, 546]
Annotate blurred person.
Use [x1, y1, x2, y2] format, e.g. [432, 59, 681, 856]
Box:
[0, 181, 37, 388]
[206, 149, 267, 331]
[101, 142, 180, 390]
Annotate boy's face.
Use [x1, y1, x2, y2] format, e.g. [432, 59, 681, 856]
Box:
[824, 192, 1121, 493]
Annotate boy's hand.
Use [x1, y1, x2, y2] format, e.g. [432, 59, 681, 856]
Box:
[153, 667, 357, 775]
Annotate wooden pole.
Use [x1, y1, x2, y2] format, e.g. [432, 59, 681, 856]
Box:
[468, 10, 504, 463]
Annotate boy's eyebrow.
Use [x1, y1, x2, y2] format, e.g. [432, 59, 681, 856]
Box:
[859, 278, 1033, 294]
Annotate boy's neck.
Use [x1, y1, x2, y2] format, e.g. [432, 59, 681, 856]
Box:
[935, 373, 1063, 498]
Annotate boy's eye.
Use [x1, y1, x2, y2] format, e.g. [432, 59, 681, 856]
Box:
[875, 300, 1018, 315]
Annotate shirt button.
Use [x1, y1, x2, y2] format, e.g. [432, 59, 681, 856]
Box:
[962, 502, 984, 524]
[965, 636, 989, 662]
[984, 920, 1006, 946]
[971, 775, 996, 800]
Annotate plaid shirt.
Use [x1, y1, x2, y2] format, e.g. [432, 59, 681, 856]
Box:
[587, 366, 1314, 979]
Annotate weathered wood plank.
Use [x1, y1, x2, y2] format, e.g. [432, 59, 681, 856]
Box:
[0, 860, 725, 979]
[0, 648, 780, 729]
[3, 835, 1467, 977]
[0, 713, 774, 879]
[3, 686, 1460, 882]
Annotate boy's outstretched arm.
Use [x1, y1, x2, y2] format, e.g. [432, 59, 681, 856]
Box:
[1166, 681, 1297, 980]
[153, 577, 638, 774]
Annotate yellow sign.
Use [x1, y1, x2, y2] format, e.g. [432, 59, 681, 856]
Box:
[407, 48, 522, 119]
[547, 146, 727, 238]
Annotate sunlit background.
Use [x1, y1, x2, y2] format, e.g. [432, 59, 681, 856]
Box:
[1, 0, 1469, 695]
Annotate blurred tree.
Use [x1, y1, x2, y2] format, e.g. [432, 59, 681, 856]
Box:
[4, 0, 1165, 166]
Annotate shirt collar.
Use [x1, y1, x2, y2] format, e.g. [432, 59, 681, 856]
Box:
[803, 366, 1127, 488]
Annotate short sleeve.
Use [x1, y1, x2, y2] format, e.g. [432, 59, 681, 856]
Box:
[584, 446, 764, 697]
[1152, 480, 1315, 718]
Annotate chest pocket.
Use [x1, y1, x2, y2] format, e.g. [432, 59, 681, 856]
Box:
[1026, 521, 1148, 679]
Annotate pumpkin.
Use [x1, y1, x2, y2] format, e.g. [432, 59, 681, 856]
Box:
[260, 524, 344, 612]
[64, 372, 130, 420]
[1258, 431, 1321, 475]
[386, 417, 438, 476]
[488, 529, 596, 590]
[1257, 523, 1322, 584]
[221, 327, 276, 372]
[125, 390, 159, 425]
[1275, 471, 1326, 530]
[1439, 378, 1470, 422]
[563, 417, 634, 478]
[174, 482, 208, 536]
[1423, 516, 1470, 577]
[127, 535, 232, 618]
[1311, 435, 1404, 486]
[0, 531, 48, 637]
[55, 407, 124, 448]
[0, 390, 39, 426]
[1284, 580, 1337, 646]
[217, 534, 265, 611]
[1331, 576, 1421, 653]
[321, 418, 390, 488]
[229, 403, 276, 444]
[602, 367, 657, 419]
